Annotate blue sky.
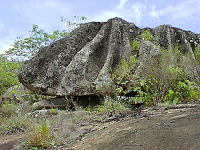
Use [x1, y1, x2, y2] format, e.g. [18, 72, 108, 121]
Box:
[0, 0, 200, 54]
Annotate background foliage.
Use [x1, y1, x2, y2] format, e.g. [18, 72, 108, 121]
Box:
[0, 55, 21, 95]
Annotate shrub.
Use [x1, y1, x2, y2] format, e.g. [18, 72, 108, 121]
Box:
[195, 44, 200, 64]
[112, 43, 200, 106]
[164, 80, 200, 103]
[27, 120, 55, 149]
[133, 65, 200, 106]
[141, 30, 155, 42]
[111, 55, 139, 95]
[1, 114, 29, 134]
[96, 98, 126, 116]
[1, 101, 17, 117]
[132, 40, 140, 55]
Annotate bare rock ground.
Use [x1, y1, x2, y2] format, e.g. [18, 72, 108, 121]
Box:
[0, 105, 200, 150]
[71, 106, 200, 150]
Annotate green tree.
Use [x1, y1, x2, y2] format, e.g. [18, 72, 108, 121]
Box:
[6, 25, 68, 60]
[0, 16, 87, 94]
[0, 55, 21, 95]
[61, 16, 87, 32]
[6, 16, 87, 61]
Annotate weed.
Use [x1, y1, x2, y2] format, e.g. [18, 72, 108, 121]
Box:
[1, 101, 17, 117]
[141, 30, 155, 42]
[27, 120, 55, 149]
[132, 40, 140, 55]
[1, 114, 30, 134]
[112, 42, 200, 106]
[49, 107, 59, 115]
[96, 98, 126, 116]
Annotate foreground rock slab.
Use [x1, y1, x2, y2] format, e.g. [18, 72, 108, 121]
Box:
[72, 106, 200, 150]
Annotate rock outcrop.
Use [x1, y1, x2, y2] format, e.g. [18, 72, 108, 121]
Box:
[32, 96, 75, 110]
[19, 17, 200, 98]
[2, 84, 33, 103]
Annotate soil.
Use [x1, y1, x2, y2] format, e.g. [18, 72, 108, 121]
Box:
[0, 105, 200, 150]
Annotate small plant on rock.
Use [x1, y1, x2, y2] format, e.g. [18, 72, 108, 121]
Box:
[96, 97, 126, 117]
[49, 107, 59, 115]
[141, 30, 155, 42]
[1, 114, 30, 134]
[1, 101, 17, 117]
[112, 55, 139, 96]
[132, 40, 140, 55]
[27, 120, 55, 149]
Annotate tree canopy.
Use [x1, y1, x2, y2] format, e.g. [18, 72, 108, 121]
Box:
[0, 16, 87, 96]
[6, 16, 87, 61]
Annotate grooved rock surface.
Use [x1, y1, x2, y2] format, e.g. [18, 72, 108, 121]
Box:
[19, 17, 200, 97]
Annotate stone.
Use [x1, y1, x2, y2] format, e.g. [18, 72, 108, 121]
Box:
[32, 96, 74, 110]
[19, 17, 200, 98]
[28, 109, 50, 117]
[2, 84, 33, 103]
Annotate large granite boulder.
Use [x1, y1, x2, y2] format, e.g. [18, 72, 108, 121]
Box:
[18, 18, 200, 98]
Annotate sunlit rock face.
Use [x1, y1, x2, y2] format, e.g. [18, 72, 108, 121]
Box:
[19, 17, 200, 97]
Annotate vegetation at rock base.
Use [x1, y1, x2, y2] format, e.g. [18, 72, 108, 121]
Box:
[0, 55, 21, 95]
[194, 44, 200, 76]
[95, 98, 126, 117]
[0, 16, 88, 149]
[141, 30, 155, 42]
[111, 41, 200, 106]
[27, 120, 55, 149]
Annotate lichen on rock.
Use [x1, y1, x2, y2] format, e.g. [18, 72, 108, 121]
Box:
[19, 17, 200, 98]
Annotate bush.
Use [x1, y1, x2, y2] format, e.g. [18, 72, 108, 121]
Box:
[134, 73, 200, 106]
[111, 55, 139, 95]
[1, 114, 29, 134]
[96, 98, 126, 116]
[1, 101, 17, 117]
[133, 64, 200, 106]
[141, 30, 155, 42]
[27, 120, 55, 149]
[164, 80, 200, 103]
[195, 44, 200, 64]
[132, 40, 140, 55]
[112, 42, 200, 106]
[0, 55, 21, 95]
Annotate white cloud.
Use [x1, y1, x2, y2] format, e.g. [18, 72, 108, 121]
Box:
[131, 2, 146, 25]
[150, 1, 200, 23]
[0, 29, 17, 54]
[150, 5, 159, 18]
[0, 23, 5, 33]
[117, 0, 129, 9]
[0, 35, 15, 54]
[93, 0, 146, 26]
[93, 11, 122, 21]
[12, 0, 73, 30]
